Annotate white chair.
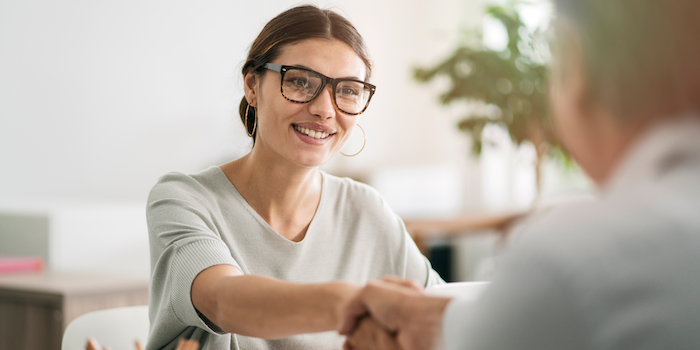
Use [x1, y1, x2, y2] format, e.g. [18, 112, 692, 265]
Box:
[62, 305, 150, 350]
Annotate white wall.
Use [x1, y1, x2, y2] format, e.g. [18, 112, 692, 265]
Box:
[1, 0, 592, 279]
[0, 0, 487, 204]
[0, 199, 150, 276]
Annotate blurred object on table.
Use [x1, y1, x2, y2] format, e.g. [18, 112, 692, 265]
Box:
[0, 256, 44, 273]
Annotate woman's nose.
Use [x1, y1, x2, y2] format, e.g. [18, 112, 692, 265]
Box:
[308, 85, 335, 119]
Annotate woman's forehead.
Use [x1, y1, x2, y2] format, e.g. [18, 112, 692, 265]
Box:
[276, 39, 366, 80]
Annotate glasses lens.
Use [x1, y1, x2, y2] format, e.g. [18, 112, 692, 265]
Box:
[335, 81, 371, 114]
[281, 69, 323, 102]
[280, 67, 373, 115]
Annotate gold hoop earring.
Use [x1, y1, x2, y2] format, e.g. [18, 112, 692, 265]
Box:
[340, 124, 366, 157]
[244, 104, 257, 137]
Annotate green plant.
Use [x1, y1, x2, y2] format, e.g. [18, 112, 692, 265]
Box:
[414, 2, 565, 190]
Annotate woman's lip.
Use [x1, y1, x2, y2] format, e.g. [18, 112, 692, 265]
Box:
[292, 122, 336, 134]
[293, 125, 333, 145]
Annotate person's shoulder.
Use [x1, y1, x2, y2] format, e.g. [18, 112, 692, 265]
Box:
[519, 196, 632, 248]
[148, 166, 225, 204]
[490, 198, 629, 297]
[322, 172, 385, 204]
[321, 172, 394, 219]
[513, 188, 700, 268]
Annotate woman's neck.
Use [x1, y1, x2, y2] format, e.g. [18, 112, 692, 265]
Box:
[220, 147, 323, 242]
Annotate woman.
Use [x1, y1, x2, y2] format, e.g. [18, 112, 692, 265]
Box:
[146, 5, 443, 350]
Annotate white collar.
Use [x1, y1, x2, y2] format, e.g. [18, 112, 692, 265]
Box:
[605, 114, 700, 193]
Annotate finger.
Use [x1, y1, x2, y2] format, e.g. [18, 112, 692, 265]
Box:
[338, 294, 370, 334]
[351, 317, 400, 350]
[343, 313, 367, 349]
[86, 337, 101, 350]
[186, 339, 200, 350]
[342, 279, 421, 335]
[359, 280, 417, 330]
[397, 331, 413, 350]
[342, 278, 413, 333]
[182, 339, 198, 350]
[338, 310, 367, 335]
[343, 339, 356, 350]
[135, 340, 144, 350]
[381, 276, 423, 292]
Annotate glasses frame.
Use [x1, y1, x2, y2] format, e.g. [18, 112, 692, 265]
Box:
[262, 63, 377, 116]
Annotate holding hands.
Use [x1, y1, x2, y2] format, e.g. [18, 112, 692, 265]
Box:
[339, 277, 452, 350]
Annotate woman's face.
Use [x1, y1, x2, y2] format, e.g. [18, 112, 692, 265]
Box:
[245, 38, 367, 169]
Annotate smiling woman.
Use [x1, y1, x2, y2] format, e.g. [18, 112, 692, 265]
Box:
[145, 5, 443, 350]
[239, 38, 370, 169]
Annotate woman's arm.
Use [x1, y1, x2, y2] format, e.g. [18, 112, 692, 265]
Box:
[191, 264, 360, 339]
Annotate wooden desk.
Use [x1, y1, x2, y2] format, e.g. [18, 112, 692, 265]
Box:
[0, 271, 149, 350]
[404, 211, 527, 254]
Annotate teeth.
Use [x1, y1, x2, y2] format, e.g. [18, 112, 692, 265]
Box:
[294, 125, 330, 139]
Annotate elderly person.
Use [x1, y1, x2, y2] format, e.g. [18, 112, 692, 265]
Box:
[341, 1, 700, 349]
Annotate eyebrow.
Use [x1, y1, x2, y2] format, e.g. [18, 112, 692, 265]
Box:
[291, 64, 363, 81]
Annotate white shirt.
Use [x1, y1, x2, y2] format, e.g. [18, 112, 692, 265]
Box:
[444, 116, 700, 350]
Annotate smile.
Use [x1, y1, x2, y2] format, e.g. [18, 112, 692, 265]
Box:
[293, 125, 334, 139]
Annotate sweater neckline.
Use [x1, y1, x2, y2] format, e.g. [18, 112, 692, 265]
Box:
[210, 166, 328, 245]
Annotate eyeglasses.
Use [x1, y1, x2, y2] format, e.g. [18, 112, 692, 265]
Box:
[263, 63, 376, 115]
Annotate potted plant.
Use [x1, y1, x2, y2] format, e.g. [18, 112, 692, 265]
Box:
[414, 3, 567, 195]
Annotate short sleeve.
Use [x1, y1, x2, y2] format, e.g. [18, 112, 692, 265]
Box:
[146, 173, 241, 349]
[169, 240, 240, 329]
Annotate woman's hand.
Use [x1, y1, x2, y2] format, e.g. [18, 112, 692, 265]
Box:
[338, 276, 424, 335]
[339, 276, 450, 350]
[344, 316, 400, 350]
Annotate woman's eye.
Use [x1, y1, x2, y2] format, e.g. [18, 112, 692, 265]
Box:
[290, 78, 309, 88]
[338, 86, 359, 96]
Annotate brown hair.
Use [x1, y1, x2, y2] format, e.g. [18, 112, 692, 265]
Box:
[239, 5, 373, 141]
[553, 0, 700, 122]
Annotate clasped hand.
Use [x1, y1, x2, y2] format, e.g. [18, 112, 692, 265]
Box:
[338, 277, 451, 350]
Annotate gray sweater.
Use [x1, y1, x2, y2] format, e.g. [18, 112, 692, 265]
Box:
[146, 166, 443, 350]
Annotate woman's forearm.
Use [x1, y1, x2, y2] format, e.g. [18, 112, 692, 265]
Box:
[192, 265, 359, 339]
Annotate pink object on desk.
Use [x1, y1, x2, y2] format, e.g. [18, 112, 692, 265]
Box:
[0, 256, 44, 273]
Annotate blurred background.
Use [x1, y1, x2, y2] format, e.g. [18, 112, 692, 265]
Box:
[0, 0, 592, 281]
[1, 2, 597, 346]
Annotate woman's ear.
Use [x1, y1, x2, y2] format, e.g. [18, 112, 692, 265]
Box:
[243, 72, 259, 107]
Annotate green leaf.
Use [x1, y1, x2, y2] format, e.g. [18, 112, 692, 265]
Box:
[412, 0, 570, 165]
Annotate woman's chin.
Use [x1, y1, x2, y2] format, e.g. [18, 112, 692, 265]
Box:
[291, 151, 333, 169]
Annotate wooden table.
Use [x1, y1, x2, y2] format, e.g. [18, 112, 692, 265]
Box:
[404, 211, 527, 255]
[0, 271, 149, 350]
